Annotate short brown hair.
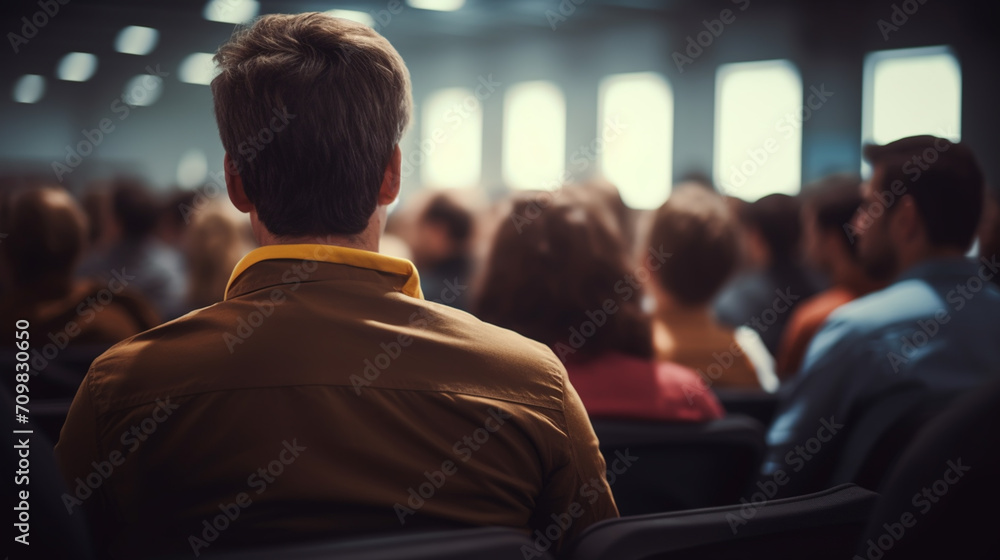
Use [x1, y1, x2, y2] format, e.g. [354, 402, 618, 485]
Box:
[864, 135, 985, 250]
[472, 194, 652, 362]
[212, 13, 412, 237]
[648, 187, 740, 306]
[863, 135, 984, 250]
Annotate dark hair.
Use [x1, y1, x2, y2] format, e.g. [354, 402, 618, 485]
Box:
[863, 135, 984, 249]
[112, 179, 159, 240]
[0, 186, 87, 289]
[648, 187, 740, 306]
[420, 193, 472, 244]
[803, 173, 863, 256]
[472, 195, 652, 361]
[559, 180, 636, 249]
[740, 193, 802, 265]
[212, 13, 412, 237]
[162, 189, 198, 229]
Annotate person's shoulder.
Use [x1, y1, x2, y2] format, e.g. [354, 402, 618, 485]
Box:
[421, 301, 568, 378]
[86, 303, 231, 388]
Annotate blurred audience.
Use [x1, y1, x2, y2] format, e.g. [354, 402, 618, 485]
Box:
[0, 186, 158, 396]
[775, 174, 884, 378]
[473, 192, 724, 422]
[78, 179, 188, 321]
[157, 189, 198, 248]
[646, 186, 776, 391]
[979, 187, 1000, 286]
[183, 200, 255, 310]
[410, 192, 473, 307]
[714, 193, 820, 355]
[761, 135, 1000, 496]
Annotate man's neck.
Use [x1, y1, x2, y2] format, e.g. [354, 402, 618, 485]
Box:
[893, 245, 968, 280]
[251, 212, 383, 253]
[258, 232, 378, 252]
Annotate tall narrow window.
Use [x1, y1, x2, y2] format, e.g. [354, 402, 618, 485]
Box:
[503, 81, 566, 190]
[863, 46, 961, 148]
[598, 72, 673, 209]
[714, 60, 802, 200]
[420, 87, 483, 189]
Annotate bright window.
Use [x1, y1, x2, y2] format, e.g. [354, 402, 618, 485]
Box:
[598, 72, 673, 209]
[421, 88, 483, 189]
[714, 60, 802, 201]
[863, 46, 961, 148]
[503, 81, 566, 191]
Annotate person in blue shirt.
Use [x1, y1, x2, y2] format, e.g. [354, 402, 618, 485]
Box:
[760, 135, 1000, 497]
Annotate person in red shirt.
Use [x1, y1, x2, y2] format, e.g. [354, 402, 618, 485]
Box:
[775, 174, 884, 379]
[472, 189, 723, 422]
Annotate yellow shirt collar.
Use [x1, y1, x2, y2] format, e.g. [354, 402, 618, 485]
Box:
[224, 244, 423, 301]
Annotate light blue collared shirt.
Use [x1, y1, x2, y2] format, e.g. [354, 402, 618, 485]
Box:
[761, 256, 1000, 493]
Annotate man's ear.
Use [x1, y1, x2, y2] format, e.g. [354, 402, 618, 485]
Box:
[894, 194, 924, 243]
[378, 145, 402, 206]
[224, 153, 253, 214]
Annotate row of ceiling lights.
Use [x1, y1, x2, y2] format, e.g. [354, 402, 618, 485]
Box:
[11, 0, 467, 104]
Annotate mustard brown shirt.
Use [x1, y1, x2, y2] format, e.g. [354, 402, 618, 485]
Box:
[54, 244, 618, 558]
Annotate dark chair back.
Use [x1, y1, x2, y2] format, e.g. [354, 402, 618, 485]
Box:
[831, 386, 959, 491]
[591, 415, 765, 515]
[562, 483, 878, 560]
[857, 379, 1000, 559]
[202, 527, 552, 560]
[713, 388, 779, 426]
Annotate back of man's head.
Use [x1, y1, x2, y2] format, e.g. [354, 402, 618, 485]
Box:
[112, 179, 159, 241]
[804, 173, 863, 258]
[863, 135, 983, 251]
[0, 186, 87, 291]
[211, 13, 412, 238]
[648, 187, 740, 307]
[740, 193, 802, 267]
[420, 194, 473, 247]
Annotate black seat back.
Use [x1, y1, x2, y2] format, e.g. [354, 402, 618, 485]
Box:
[563, 483, 878, 560]
[831, 387, 959, 491]
[713, 388, 779, 426]
[591, 415, 765, 515]
[857, 379, 1000, 559]
[201, 527, 551, 560]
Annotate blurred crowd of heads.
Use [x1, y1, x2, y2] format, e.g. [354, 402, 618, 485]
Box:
[1, 133, 997, 366]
